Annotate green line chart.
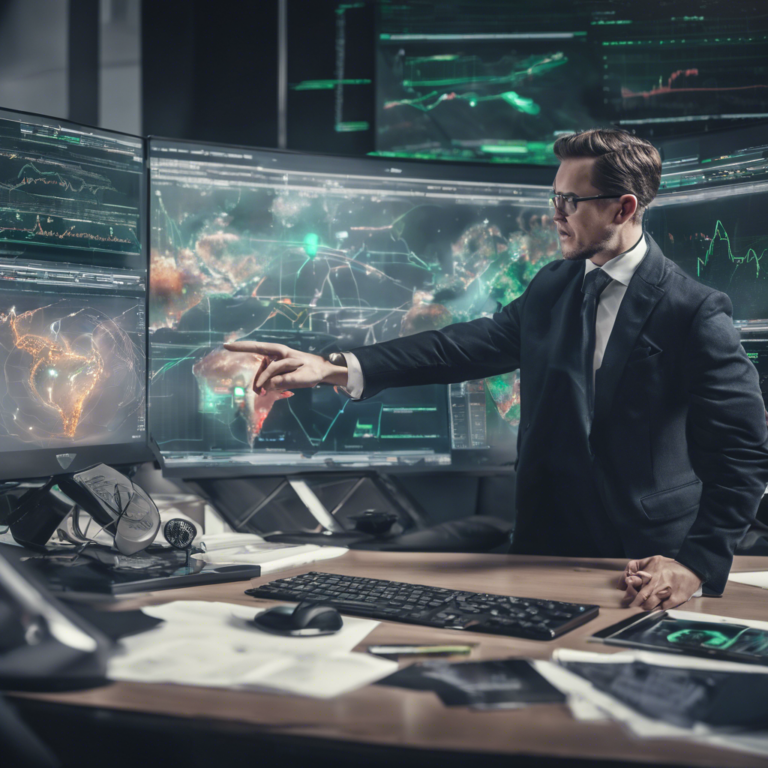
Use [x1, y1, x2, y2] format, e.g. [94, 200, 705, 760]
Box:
[697, 220, 768, 279]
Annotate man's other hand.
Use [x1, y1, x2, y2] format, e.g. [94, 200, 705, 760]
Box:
[618, 555, 702, 611]
[223, 341, 348, 394]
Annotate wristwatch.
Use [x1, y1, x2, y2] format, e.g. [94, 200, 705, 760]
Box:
[323, 352, 348, 368]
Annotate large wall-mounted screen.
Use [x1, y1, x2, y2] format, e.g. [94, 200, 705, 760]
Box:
[148, 140, 554, 477]
[375, 0, 768, 165]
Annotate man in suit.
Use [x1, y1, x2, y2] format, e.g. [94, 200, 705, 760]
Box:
[225, 129, 768, 611]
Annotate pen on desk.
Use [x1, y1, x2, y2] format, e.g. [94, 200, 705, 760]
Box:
[367, 644, 474, 657]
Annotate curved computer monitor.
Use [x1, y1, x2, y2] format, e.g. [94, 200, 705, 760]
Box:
[0, 108, 149, 481]
[148, 139, 554, 477]
[647, 124, 768, 422]
[647, 123, 768, 329]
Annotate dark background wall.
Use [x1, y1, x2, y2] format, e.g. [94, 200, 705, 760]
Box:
[0, 0, 513, 527]
[142, 0, 279, 148]
[141, 0, 375, 154]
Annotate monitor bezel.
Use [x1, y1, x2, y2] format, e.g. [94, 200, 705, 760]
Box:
[0, 106, 152, 482]
[147, 135, 552, 479]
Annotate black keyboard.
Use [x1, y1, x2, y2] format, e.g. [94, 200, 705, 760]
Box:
[245, 572, 599, 640]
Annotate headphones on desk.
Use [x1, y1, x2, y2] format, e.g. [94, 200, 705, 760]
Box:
[58, 465, 161, 555]
[7, 464, 161, 556]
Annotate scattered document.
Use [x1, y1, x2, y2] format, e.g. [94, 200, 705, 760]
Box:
[107, 600, 396, 699]
[728, 571, 768, 590]
[198, 532, 267, 551]
[192, 541, 348, 574]
[248, 653, 398, 699]
[533, 649, 768, 759]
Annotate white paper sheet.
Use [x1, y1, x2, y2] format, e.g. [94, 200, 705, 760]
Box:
[242, 653, 398, 699]
[556, 647, 768, 675]
[107, 600, 396, 698]
[728, 571, 768, 589]
[192, 542, 348, 574]
[199, 532, 266, 551]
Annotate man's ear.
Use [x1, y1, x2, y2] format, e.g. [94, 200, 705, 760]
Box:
[615, 194, 638, 224]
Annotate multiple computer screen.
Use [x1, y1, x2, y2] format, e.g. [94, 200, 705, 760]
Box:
[0, 106, 767, 483]
[0, 109, 148, 481]
[375, 0, 768, 165]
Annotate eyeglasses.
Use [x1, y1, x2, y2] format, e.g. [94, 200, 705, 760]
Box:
[549, 193, 625, 215]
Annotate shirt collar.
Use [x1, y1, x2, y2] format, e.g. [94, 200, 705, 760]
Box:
[583, 232, 648, 286]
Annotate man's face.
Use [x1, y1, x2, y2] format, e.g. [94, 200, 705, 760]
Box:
[552, 157, 618, 262]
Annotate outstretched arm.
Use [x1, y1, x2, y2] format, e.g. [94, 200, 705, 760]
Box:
[222, 342, 349, 393]
[225, 295, 525, 399]
[349, 298, 524, 400]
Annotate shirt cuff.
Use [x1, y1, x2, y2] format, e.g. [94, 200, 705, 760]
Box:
[341, 351, 364, 400]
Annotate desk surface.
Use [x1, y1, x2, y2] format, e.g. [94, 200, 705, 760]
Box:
[19, 552, 768, 767]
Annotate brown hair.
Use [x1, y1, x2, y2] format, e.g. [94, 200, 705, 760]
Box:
[553, 129, 661, 222]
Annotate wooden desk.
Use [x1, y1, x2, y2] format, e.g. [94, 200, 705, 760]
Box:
[12, 553, 768, 768]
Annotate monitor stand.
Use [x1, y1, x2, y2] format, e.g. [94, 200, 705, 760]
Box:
[4, 478, 74, 551]
[188, 471, 427, 545]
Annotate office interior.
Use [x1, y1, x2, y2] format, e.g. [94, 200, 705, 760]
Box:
[1, 1, 768, 766]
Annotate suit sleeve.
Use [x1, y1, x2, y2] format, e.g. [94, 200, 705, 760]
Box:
[349, 296, 523, 400]
[676, 292, 768, 594]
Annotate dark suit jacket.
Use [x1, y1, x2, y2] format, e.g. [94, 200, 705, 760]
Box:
[351, 234, 768, 594]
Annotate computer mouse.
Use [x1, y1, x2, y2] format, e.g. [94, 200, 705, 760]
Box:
[252, 601, 343, 636]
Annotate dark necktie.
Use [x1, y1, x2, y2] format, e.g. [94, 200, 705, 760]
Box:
[581, 268, 613, 420]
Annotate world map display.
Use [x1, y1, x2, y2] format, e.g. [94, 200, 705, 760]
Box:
[148, 143, 556, 471]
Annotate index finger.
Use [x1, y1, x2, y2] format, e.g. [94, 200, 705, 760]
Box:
[224, 341, 286, 357]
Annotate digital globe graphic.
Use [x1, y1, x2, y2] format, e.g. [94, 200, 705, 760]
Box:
[0, 299, 144, 449]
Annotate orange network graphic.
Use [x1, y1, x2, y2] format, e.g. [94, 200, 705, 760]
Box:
[1, 307, 104, 437]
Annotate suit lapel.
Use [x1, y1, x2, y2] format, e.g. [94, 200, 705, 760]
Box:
[593, 236, 666, 426]
[548, 263, 592, 428]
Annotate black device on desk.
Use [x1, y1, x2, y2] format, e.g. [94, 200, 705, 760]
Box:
[15, 545, 261, 596]
[0, 545, 111, 691]
[246, 572, 599, 640]
[253, 601, 343, 637]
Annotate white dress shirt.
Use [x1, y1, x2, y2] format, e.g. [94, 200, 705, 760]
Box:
[343, 233, 648, 400]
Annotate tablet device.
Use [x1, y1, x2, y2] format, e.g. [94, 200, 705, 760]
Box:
[592, 611, 768, 666]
